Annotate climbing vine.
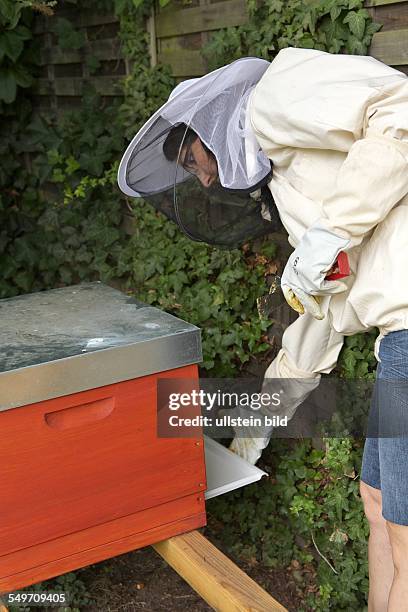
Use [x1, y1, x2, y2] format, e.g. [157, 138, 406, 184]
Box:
[1, 0, 383, 608]
[203, 0, 381, 69]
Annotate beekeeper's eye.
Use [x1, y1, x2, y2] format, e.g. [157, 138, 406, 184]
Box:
[183, 152, 196, 171]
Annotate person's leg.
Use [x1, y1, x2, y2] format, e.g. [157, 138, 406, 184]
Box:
[380, 435, 408, 612]
[375, 330, 408, 611]
[361, 434, 394, 611]
[387, 520, 408, 611]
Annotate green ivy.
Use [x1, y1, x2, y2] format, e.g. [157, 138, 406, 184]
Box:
[0, 0, 384, 608]
[203, 0, 382, 69]
[116, 202, 273, 373]
[7, 571, 93, 611]
[0, 2, 42, 103]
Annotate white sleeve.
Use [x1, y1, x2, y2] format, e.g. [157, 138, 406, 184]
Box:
[229, 302, 344, 463]
[250, 50, 408, 249]
[262, 304, 344, 421]
[320, 128, 408, 248]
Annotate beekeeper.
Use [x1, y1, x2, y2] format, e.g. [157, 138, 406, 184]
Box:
[118, 48, 408, 611]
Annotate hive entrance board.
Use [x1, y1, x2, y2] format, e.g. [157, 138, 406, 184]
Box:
[204, 436, 267, 499]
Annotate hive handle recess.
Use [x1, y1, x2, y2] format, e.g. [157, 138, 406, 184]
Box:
[44, 397, 115, 430]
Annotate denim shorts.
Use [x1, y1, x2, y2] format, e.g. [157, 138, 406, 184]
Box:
[361, 329, 408, 525]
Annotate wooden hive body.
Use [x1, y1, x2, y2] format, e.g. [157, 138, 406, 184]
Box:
[0, 283, 206, 591]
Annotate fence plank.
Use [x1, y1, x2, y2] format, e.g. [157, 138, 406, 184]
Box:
[158, 49, 207, 76]
[371, 2, 408, 30]
[159, 32, 204, 54]
[35, 76, 123, 96]
[366, 0, 408, 6]
[147, 8, 157, 67]
[370, 28, 408, 64]
[40, 38, 122, 65]
[156, 0, 248, 37]
[34, 12, 118, 34]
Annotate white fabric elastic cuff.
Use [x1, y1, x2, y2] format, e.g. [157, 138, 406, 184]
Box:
[281, 218, 351, 296]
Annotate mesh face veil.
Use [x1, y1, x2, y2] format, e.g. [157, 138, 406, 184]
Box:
[117, 57, 283, 248]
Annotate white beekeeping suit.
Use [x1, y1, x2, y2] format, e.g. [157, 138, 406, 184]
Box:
[232, 47, 408, 463]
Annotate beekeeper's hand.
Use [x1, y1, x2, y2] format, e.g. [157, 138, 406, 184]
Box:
[229, 436, 269, 465]
[281, 218, 350, 320]
[218, 405, 272, 465]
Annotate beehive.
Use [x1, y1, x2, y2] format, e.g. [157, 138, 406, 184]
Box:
[0, 282, 206, 592]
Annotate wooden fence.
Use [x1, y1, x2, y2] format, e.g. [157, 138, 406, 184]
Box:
[367, 0, 408, 72]
[156, 0, 408, 76]
[33, 0, 408, 113]
[33, 8, 125, 112]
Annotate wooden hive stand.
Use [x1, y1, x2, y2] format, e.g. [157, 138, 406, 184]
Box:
[0, 529, 287, 612]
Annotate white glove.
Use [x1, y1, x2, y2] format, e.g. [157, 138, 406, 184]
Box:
[218, 405, 272, 465]
[229, 436, 269, 465]
[281, 219, 350, 319]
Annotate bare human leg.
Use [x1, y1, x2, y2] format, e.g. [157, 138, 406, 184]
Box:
[386, 521, 408, 611]
[360, 481, 394, 611]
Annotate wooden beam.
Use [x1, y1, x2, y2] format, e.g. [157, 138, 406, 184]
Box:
[34, 11, 118, 34]
[147, 7, 157, 67]
[365, 0, 408, 6]
[156, 0, 248, 37]
[153, 530, 288, 612]
[35, 76, 123, 96]
[370, 28, 408, 65]
[40, 38, 122, 66]
[158, 49, 207, 76]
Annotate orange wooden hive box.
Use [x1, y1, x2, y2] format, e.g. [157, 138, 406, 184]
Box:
[0, 282, 207, 593]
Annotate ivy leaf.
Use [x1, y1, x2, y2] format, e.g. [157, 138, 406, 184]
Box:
[265, 0, 283, 13]
[2, 30, 24, 62]
[364, 20, 382, 38]
[65, 156, 81, 175]
[53, 18, 85, 51]
[0, 68, 17, 103]
[346, 35, 367, 54]
[320, 15, 349, 46]
[355, 360, 369, 377]
[86, 55, 101, 75]
[78, 151, 104, 176]
[343, 10, 367, 40]
[343, 349, 357, 374]
[330, 6, 342, 22]
[298, 34, 315, 49]
[348, 0, 363, 9]
[0, 1, 23, 30]
[13, 63, 33, 88]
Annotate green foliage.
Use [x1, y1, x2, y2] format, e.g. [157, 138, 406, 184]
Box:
[119, 63, 175, 138]
[0, 2, 57, 103]
[338, 331, 377, 381]
[208, 437, 369, 611]
[52, 17, 86, 50]
[0, 7, 35, 103]
[116, 0, 175, 137]
[208, 333, 377, 610]
[203, 0, 382, 69]
[0, 88, 125, 297]
[117, 202, 271, 373]
[0, 0, 383, 608]
[0, 0, 269, 376]
[8, 571, 93, 611]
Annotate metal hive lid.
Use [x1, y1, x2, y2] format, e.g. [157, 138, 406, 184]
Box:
[0, 282, 202, 412]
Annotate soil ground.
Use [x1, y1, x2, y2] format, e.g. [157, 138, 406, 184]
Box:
[77, 521, 305, 612]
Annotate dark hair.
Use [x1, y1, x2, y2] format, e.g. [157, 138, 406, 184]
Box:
[163, 123, 198, 162]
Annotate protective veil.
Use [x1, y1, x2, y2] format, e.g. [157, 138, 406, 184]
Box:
[117, 58, 282, 248]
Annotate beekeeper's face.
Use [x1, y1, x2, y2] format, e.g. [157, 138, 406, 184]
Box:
[181, 138, 218, 188]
